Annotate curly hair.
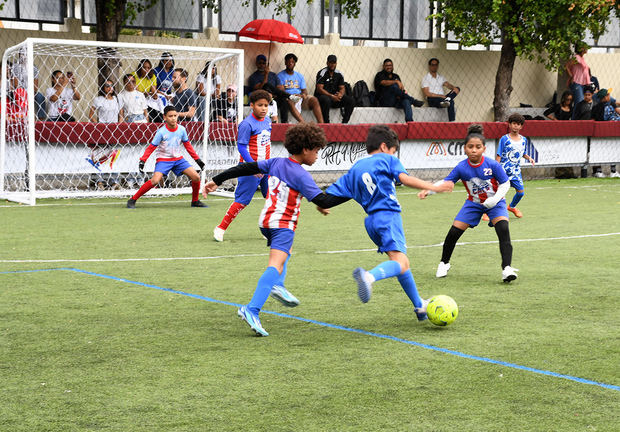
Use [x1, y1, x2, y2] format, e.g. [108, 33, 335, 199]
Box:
[249, 89, 271, 104]
[507, 113, 525, 125]
[284, 124, 327, 155]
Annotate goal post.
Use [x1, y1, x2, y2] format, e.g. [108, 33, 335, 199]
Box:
[1, 38, 243, 205]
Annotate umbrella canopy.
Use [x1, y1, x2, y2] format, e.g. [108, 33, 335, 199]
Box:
[238, 19, 303, 44]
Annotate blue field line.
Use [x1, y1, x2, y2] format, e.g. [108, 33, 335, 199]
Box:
[3, 267, 619, 392]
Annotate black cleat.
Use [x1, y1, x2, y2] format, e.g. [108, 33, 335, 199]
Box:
[412, 99, 424, 107]
[191, 200, 208, 208]
[126, 199, 136, 209]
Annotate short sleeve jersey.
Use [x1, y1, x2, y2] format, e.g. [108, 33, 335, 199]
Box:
[316, 68, 345, 95]
[151, 124, 190, 161]
[277, 70, 305, 95]
[497, 134, 528, 179]
[154, 67, 174, 93]
[257, 157, 322, 231]
[326, 153, 406, 214]
[237, 113, 271, 162]
[445, 156, 509, 205]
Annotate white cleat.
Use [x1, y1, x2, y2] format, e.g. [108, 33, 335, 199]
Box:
[436, 261, 451, 278]
[610, 172, 620, 178]
[353, 267, 373, 303]
[502, 266, 519, 283]
[213, 226, 225, 242]
[594, 172, 605, 178]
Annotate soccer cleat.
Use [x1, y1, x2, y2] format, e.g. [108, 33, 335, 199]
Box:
[414, 298, 429, 322]
[436, 261, 451, 278]
[237, 306, 269, 337]
[353, 267, 372, 303]
[502, 266, 519, 283]
[289, 94, 302, 104]
[191, 200, 208, 208]
[126, 199, 136, 209]
[213, 226, 225, 242]
[610, 172, 620, 178]
[594, 172, 605, 178]
[507, 206, 523, 218]
[412, 99, 424, 107]
[481, 213, 489, 221]
[270, 285, 300, 307]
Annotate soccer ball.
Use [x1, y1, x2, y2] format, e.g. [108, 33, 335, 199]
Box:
[426, 295, 458, 326]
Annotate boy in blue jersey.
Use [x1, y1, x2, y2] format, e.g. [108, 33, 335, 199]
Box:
[323, 125, 451, 321]
[127, 106, 206, 208]
[419, 124, 518, 282]
[203, 124, 348, 336]
[213, 90, 272, 242]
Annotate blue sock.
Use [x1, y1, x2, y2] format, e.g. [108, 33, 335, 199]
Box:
[510, 191, 524, 208]
[397, 270, 422, 308]
[248, 266, 280, 315]
[369, 260, 402, 282]
[277, 255, 290, 287]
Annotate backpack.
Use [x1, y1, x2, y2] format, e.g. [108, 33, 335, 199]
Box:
[352, 80, 371, 107]
[343, 81, 352, 99]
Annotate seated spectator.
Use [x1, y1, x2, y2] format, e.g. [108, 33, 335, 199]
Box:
[544, 90, 573, 120]
[590, 88, 620, 178]
[46, 70, 81, 122]
[267, 96, 278, 123]
[146, 92, 168, 123]
[118, 74, 148, 122]
[374, 58, 424, 123]
[247, 54, 292, 116]
[171, 68, 196, 121]
[590, 73, 620, 115]
[314, 54, 354, 124]
[132, 59, 157, 99]
[211, 84, 238, 123]
[195, 61, 221, 122]
[11, 48, 46, 120]
[421, 58, 460, 122]
[153, 52, 175, 97]
[277, 53, 323, 123]
[573, 87, 594, 120]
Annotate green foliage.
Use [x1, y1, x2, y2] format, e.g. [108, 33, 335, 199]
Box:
[202, 0, 361, 18]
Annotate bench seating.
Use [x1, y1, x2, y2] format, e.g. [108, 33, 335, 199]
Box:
[509, 107, 548, 119]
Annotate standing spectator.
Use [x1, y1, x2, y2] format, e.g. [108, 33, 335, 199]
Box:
[421, 58, 460, 122]
[46, 70, 81, 122]
[153, 52, 175, 96]
[248, 54, 292, 117]
[211, 84, 238, 123]
[171, 68, 196, 121]
[314, 54, 354, 124]
[590, 89, 620, 178]
[11, 48, 46, 120]
[544, 90, 573, 120]
[118, 74, 148, 122]
[374, 59, 424, 123]
[573, 87, 594, 120]
[565, 43, 590, 115]
[277, 53, 323, 123]
[132, 59, 157, 99]
[195, 61, 221, 122]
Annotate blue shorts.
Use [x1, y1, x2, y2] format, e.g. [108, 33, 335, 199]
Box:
[260, 227, 294, 254]
[154, 158, 191, 176]
[510, 177, 524, 191]
[364, 210, 407, 254]
[234, 174, 269, 205]
[455, 199, 509, 228]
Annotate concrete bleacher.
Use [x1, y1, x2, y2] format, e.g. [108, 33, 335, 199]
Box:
[509, 107, 548, 119]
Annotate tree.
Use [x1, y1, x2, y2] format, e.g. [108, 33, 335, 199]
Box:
[433, 0, 618, 121]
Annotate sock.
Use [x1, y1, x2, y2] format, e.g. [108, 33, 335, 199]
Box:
[397, 270, 422, 308]
[441, 226, 465, 264]
[248, 266, 280, 315]
[510, 191, 524, 208]
[191, 181, 200, 202]
[277, 255, 290, 287]
[218, 202, 246, 230]
[494, 220, 513, 268]
[131, 181, 154, 201]
[369, 260, 402, 282]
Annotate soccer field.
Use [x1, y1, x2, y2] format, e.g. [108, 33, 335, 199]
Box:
[1, 178, 619, 431]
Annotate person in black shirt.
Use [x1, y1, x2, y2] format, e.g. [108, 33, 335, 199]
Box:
[573, 87, 594, 120]
[314, 55, 355, 124]
[211, 84, 238, 123]
[373, 58, 424, 122]
[543, 90, 573, 120]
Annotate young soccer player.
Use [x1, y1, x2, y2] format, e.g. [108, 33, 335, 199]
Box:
[419, 124, 519, 282]
[322, 125, 451, 321]
[212, 90, 272, 242]
[203, 124, 347, 336]
[126, 105, 206, 208]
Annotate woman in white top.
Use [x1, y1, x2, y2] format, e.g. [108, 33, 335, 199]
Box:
[46, 70, 81, 121]
[195, 61, 221, 121]
[89, 80, 121, 123]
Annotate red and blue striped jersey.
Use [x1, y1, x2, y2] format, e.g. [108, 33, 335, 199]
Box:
[445, 156, 509, 204]
[238, 112, 271, 163]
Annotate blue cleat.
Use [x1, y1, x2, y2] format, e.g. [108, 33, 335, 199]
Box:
[353, 267, 372, 303]
[237, 306, 269, 337]
[270, 285, 300, 307]
[414, 298, 429, 322]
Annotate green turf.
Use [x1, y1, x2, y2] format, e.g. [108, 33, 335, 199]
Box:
[1, 178, 619, 431]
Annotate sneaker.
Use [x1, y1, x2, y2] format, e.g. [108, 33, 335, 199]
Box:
[610, 172, 620, 178]
[237, 306, 269, 337]
[353, 267, 372, 303]
[289, 94, 302, 104]
[191, 200, 208, 208]
[507, 206, 523, 218]
[270, 285, 300, 307]
[482, 213, 489, 221]
[126, 199, 136, 209]
[213, 226, 225, 242]
[440, 98, 451, 108]
[436, 261, 451, 278]
[594, 172, 605, 178]
[502, 266, 519, 283]
[414, 298, 429, 322]
[412, 99, 424, 107]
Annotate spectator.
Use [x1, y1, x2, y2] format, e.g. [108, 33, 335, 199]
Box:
[146, 91, 168, 123]
[565, 43, 590, 115]
[132, 59, 157, 98]
[590, 88, 620, 178]
[544, 90, 573, 120]
[314, 54, 354, 124]
[5, 66, 28, 122]
[277, 53, 323, 123]
[195, 61, 221, 122]
[374, 58, 424, 123]
[268, 95, 279, 123]
[421, 58, 460, 122]
[211, 84, 238, 123]
[11, 48, 46, 120]
[46, 70, 81, 122]
[590, 73, 620, 114]
[118, 74, 148, 122]
[171, 68, 197, 121]
[573, 87, 594, 120]
[153, 52, 175, 97]
[248, 54, 292, 117]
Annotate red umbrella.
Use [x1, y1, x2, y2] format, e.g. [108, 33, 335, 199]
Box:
[239, 19, 303, 61]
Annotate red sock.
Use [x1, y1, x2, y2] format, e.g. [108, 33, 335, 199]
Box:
[131, 181, 154, 200]
[218, 202, 246, 230]
[191, 181, 200, 202]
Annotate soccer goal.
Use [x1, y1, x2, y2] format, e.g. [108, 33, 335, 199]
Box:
[1, 38, 243, 205]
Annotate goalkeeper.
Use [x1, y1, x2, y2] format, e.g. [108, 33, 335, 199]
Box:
[127, 105, 207, 208]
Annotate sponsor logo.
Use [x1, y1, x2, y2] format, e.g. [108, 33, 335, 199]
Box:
[426, 141, 466, 157]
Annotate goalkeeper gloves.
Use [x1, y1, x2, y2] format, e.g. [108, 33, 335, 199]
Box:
[196, 159, 205, 170]
[138, 160, 145, 173]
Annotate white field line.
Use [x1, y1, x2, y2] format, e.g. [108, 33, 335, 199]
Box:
[2, 232, 618, 263]
[0, 197, 233, 208]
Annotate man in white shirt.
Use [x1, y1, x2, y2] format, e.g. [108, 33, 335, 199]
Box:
[421, 58, 460, 122]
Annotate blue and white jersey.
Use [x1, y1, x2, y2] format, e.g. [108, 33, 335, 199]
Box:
[445, 156, 509, 205]
[152, 124, 190, 161]
[497, 134, 529, 179]
[326, 153, 406, 214]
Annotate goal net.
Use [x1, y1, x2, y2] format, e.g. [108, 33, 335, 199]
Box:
[1, 38, 243, 205]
